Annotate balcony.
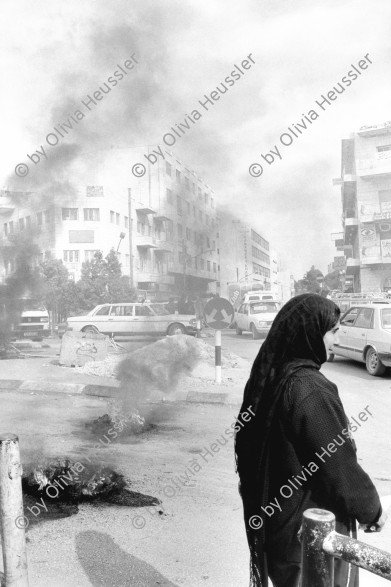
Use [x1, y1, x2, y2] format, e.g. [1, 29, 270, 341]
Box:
[135, 271, 160, 282]
[154, 240, 174, 253]
[135, 235, 158, 248]
[135, 205, 156, 215]
[357, 152, 391, 179]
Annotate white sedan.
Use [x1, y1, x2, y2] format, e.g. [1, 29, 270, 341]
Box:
[66, 302, 197, 337]
[329, 303, 391, 376]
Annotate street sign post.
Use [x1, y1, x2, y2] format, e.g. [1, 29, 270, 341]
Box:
[204, 298, 235, 383]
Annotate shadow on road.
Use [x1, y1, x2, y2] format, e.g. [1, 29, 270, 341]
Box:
[76, 530, 180, 586]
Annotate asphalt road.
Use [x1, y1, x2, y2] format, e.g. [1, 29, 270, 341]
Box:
[6, 331, 391, 586]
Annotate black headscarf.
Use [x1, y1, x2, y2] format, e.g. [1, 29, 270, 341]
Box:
[235, 294, 340, 586]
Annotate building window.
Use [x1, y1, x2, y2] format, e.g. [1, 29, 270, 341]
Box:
[252, 246, 270, 264]
[37, 212, 42, 226]
[212, 240, 216, 250]
[253, 262, 270, 278]
[124, 216, 129, 229]
[377, 145, 391, 152]
[110, 210, 115, 223]
[63, 250, 79, 263]
[185, 177, 190, 190]
[200, 258, 205, 269]
[177, 224, 183, 238]
[9, 221, 14, 234]
[62, 208, 78, 221]
[251, 229, 269, 251]
[207, 237, 210, 248]
[166, 188, 173, 204]
[192, 183, 196, 194]
[213, 262, 217, 272]
[186, 227, 191, 240]
[84, 250, 99, 261]
[3, 223, 7, 236]
[116, 213, 120, 225]
[177, 195, 182, 216]
[84, 208, 100, 221]
[207, 260, 211, 271]
[19, 218, 25, 231]
[176, 169, 181, 183]
[166, 162, 172, 176]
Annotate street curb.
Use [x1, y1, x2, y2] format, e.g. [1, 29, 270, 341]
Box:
[0, 379, 241, 404]
[0, 379, 119, 397]
[186, 390, 229, 404]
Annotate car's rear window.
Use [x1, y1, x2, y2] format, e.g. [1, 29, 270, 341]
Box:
[250, 302, 279, 314]
[382, 308, 391, 328]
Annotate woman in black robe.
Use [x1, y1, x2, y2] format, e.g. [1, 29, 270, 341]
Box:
[235, 294, 385, 587]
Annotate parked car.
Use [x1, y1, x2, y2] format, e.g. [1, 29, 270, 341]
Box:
[329, 303, 391, 376]
[12, 299, 50, 341]
[66, 302, 198, 337]
[234, 300, 280, 339]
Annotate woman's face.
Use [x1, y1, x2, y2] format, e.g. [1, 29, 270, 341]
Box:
[323, 321, 340, 359]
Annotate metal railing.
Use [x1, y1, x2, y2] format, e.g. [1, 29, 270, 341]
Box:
[301, 508, 391, 586]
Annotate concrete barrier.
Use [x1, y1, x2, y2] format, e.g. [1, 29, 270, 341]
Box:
[59, 331, 108, 367]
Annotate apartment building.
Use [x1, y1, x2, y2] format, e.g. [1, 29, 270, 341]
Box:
[0, 147, 221, 298]
[218, 210, 271, 298]
[333, 121, 391, 292]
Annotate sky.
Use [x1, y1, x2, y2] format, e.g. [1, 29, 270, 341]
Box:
[1, 0, 391, 279]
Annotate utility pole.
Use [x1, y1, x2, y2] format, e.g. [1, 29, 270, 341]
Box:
[127, 188, 134, 289]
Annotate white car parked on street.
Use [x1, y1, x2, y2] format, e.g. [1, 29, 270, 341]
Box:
[66, 302, 197, 337]
[234, 300, 280, 339]
[329, 303, 391, 376]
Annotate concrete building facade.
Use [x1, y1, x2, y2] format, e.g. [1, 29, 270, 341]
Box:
[219, 211, 271, 298]
[0, 148, 221, 299]
[334, 121, 391, 293]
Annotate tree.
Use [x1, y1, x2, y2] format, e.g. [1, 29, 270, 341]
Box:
[39, 259, 84, 321]
[324, 269, 344, 292]
[76, 249, 135, 310]
[295, 265, 324, 294]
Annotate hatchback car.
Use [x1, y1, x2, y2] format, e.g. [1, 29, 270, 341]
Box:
[329, 303, 391, 376]
[234, 300, 280, 339]
[66, 303, 197, 337]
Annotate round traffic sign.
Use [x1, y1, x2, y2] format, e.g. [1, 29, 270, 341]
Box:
[204, 297, 235, 330]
